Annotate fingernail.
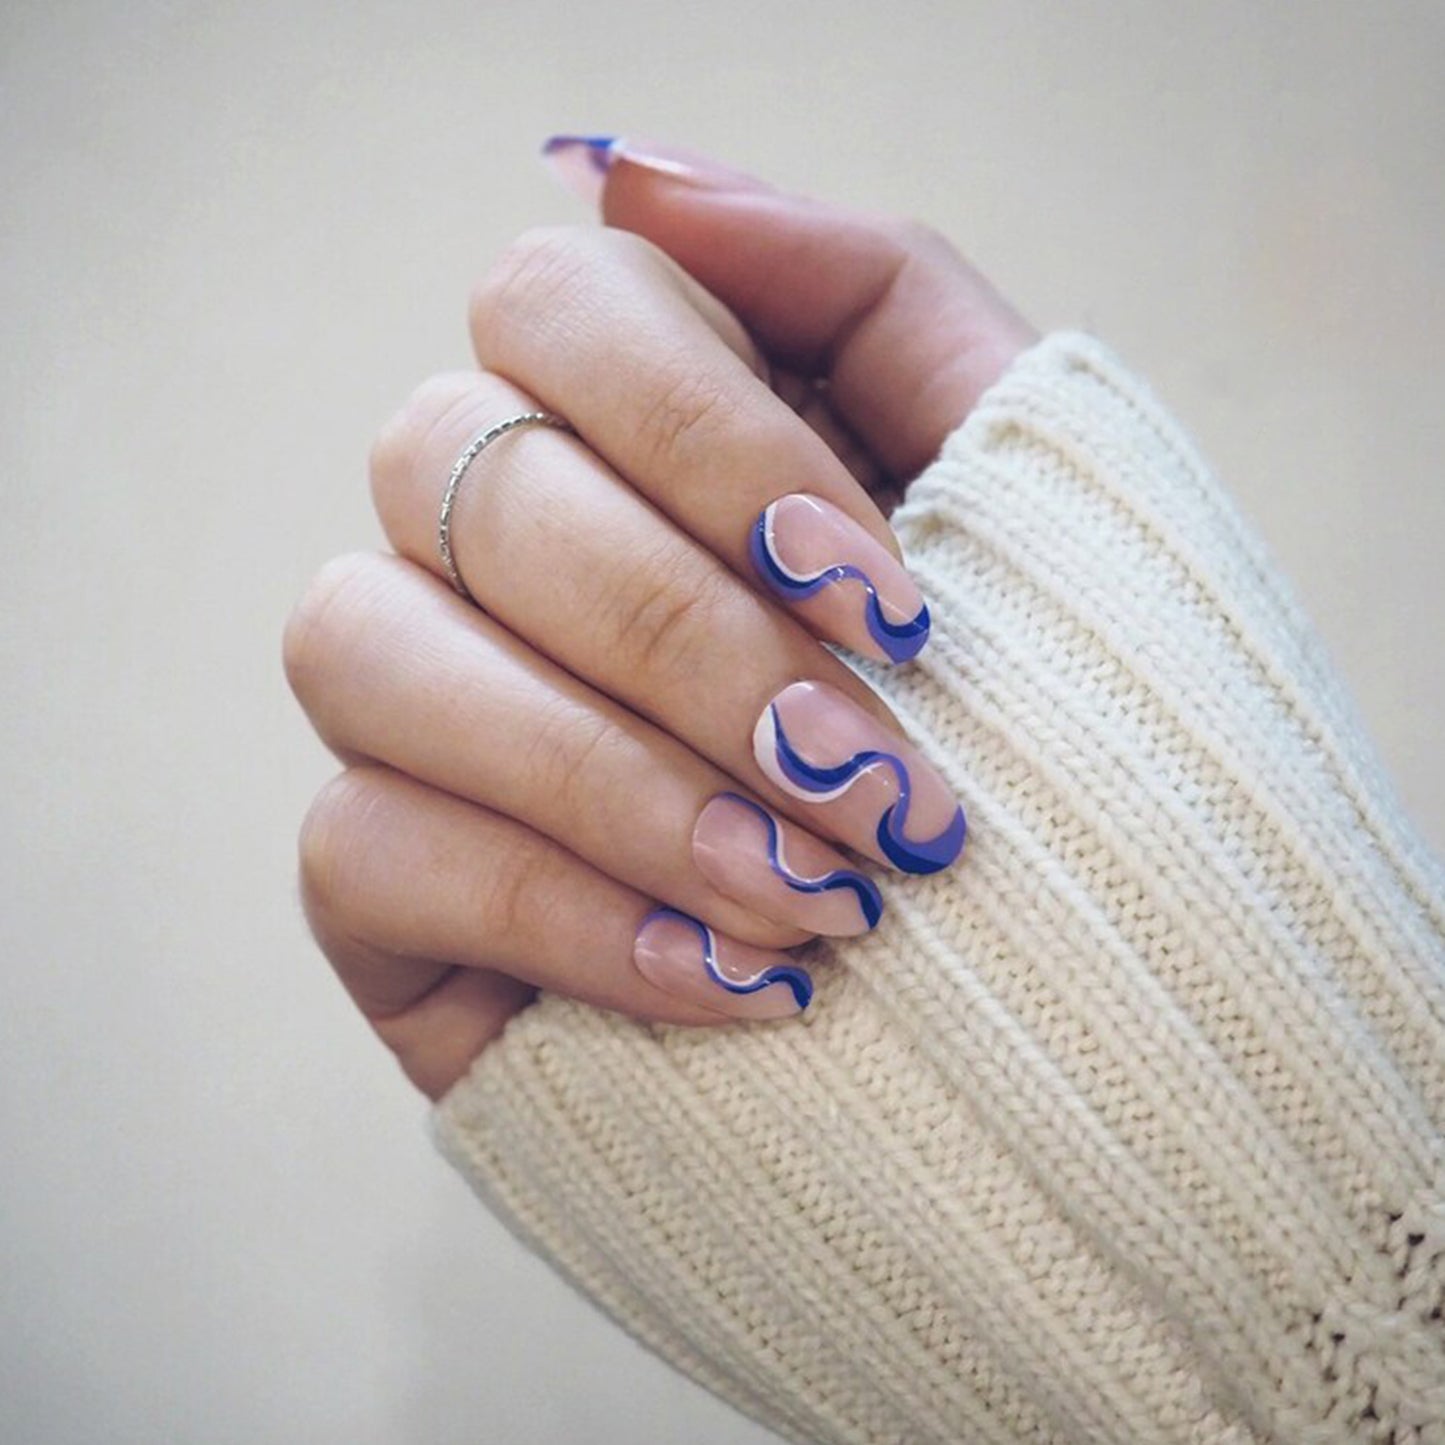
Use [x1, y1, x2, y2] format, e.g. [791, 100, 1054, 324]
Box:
[752, 680, 966, 874]
[541, 135, 764, 206]
[693, 792, 883, 938]
[751, 493, 930, 664]
[633, 906, 812, 1020]
[540, 134, 621, 206]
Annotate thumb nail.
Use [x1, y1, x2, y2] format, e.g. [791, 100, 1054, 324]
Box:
[541, 134, 766, 207]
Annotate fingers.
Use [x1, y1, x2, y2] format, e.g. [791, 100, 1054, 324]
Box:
[299, 764, 812, 1029]
[284, 550, 882, 943]
[547, 135, 1038, 480]
[468, 224, 932, 665]
[367, 371, 966, 875]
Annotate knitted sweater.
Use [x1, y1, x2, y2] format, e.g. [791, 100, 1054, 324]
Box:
[433, 332, 1445, 1444]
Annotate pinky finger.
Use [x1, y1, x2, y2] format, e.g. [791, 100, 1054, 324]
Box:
[297, 765, 814, 1066]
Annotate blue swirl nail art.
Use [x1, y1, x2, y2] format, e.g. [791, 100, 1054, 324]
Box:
[717, 792, 883, 930]
[759, 705, 966, 874]
[750, 504, 930, 663]
[643, 906, 813, 1010]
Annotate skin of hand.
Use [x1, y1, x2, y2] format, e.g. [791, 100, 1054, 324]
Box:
[283, 138, 1038, 1100]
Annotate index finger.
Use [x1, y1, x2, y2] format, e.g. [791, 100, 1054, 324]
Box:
[469, 225, 932, 666]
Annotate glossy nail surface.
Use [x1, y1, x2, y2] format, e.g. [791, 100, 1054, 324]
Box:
[751, 493, 930, 663]
[693, 792, 882, 938]
[753, 680, 966, 874]
[633, 906, 812, 1020]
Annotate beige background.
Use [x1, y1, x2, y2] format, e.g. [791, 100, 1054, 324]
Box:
[2, 2, 1441, 1442]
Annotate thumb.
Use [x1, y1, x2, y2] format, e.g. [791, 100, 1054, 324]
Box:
[542, 136, 1038, 480]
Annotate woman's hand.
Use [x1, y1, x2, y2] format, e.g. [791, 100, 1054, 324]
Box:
[284, 139, 1037, 1099]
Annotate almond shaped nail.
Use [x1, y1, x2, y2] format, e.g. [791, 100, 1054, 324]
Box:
[752, 680, 966, 874]
[693, 792, 883, 937]
[633, 906, 811, 1020]
[750, 493, 930, 664]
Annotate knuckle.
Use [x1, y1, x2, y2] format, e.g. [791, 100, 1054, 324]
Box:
[469, 225, 593, 352]
[634, 366, 735, 475]
[282, 551, 385, 706]
[611, 545, 737, 681]
[592, 224, 668, 273]
[521, 703, 619, 816]
[368, 372, 478, 516]
[475, 830, 547, 945]
[297, 766, 390, 920]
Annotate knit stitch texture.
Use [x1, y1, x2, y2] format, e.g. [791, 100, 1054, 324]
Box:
[433, 332, 1445, 1444]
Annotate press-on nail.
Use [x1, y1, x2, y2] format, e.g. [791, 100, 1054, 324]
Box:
[633, 906, 812, 1020]
[752, 680, 966, 874]
[693, 792, 882, 937]
[751, 493, 929, 664]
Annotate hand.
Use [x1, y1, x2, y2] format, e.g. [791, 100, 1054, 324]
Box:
[283, 138, 1037, 1099]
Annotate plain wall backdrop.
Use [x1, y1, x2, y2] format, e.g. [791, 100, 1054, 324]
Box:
[3, 3, 1442, 1442]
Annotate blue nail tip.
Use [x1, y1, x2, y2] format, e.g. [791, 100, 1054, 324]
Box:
[875, 798, 967, 875]
[766, 706, 966, 875]
[749, 510, 929, 664]
[642, 905, 813, 1009]
[540, 134, 620, 171]
[718, 791, 883, 931]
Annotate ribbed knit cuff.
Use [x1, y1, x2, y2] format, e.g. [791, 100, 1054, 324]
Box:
[434, 332, 1445, 1445]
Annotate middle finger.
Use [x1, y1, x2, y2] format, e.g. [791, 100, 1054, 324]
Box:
[471, 225, 933, 666]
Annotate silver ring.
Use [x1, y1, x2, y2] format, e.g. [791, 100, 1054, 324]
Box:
[438, 411, 573, 602]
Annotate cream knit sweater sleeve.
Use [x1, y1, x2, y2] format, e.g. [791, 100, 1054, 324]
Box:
[432, 332, 1445, 1445]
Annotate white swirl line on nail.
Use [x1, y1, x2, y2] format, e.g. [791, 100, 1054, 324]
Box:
[753, 705, 895, 806]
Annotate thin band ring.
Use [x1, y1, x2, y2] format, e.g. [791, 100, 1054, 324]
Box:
[438, 411, 574, 603]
